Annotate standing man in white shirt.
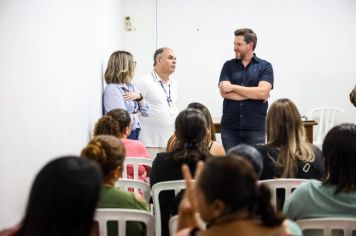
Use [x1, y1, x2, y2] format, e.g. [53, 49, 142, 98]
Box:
[136, 47, 178, 158]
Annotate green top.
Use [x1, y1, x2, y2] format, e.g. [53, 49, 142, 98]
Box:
[99, 186, 148, 236]
[283, 179, 356, 220]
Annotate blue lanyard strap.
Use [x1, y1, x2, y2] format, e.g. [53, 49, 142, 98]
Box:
[152, 72, 172, 107]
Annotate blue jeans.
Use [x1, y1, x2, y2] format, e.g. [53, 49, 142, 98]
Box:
[127, 128, 140, 140]
[221, 128, 265, 152]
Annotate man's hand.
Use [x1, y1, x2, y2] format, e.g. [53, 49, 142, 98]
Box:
[219, 81, 234, 93]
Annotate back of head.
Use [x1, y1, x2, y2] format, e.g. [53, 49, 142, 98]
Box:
[323, 123, 356, 193]
[104, 50, 135, 84]
[234, 28, 257, 50]
[81, 135, 126, 182]
[173, 108, 209, 162]
[187, 102, 216, 141]
[198, 156, 284, 227]
[266, 98, 314, 177]
[266, 98, 303, 146]
[107, 108, 131, 136]
[17, 156, 102, 236]
[94, 115, 120, 137]
[228, 144, 263, 177]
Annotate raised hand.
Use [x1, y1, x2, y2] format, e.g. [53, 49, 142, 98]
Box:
[177, 161, 204, 231]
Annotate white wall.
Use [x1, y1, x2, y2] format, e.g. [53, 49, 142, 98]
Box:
[123, 0, 356, 122]
[1, 0, 355, 229]
[0, 0, 125, 227]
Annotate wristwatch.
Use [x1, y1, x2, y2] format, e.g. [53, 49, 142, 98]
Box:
[135, 93, 143, 102]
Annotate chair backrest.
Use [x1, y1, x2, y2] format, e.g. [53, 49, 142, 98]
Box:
[258, 178, 308, 211]
[116, 178, 151, 203]
[122, 157, 153, 180]
[169, 214, 206, 236]
[151, 180, 188, 236]
[95, 208, 155, 236]
[296, 218, 356, 236]
[307, 107, 344, 147]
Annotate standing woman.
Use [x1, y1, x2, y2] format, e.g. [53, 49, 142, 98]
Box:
[103, 51, 150, 140]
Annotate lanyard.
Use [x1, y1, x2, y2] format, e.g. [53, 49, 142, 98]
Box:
[152, 71, 172, 107]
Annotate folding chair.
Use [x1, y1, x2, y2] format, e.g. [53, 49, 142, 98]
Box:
[95, 208, 155, 236]
[259, 178, 308, 211]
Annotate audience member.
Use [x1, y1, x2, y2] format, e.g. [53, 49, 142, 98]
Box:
[283, 123, 356, 220]
[103, 50, 149, 140]
[0, 156, 102, 236]
[176, 157, 301, 236]
[167, 102, 225, 156]
[136, 47, 178, 157]
[150, 108, 211, 236]
[256, 98, 324, 180]
[94, 108, 150, 183]
[81, 135, 148, 236]
[228, 143, 263, 177]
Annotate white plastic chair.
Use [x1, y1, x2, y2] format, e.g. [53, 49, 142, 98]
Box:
[151, 180, 189, 236]
[116, 178, 151, 203]
[95, 208, 155, 236]
[258, 178, 308, 211]
[169, 214, 206, 236]
[122, 157, 153, 180]
[307, 107, 344, 148]
[296, 218, 356, 236]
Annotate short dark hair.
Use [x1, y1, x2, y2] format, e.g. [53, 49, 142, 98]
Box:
[16, 156, 102, 236]
[153, 47, 168, 66]
[228, 144, 263, 177]
[234, 28, 257, 50]
[323, 123, 356, 193]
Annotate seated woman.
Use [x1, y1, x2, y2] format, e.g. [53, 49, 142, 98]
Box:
[0, 156, 102, 236]
[283, 123, 356, 220]
[228, 143, 263, 177]
[150, 108, 212, 236]
[94, 108, 150, 183]
[176, 156, 302, 236]
[166, 102, 225, 156]
[256, 98, 324, 180]
[81, 135, 148, 236]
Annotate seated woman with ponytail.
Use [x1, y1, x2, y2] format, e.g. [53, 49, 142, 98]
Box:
[150, 108, 212, 236]
[176, 157, 302, 236]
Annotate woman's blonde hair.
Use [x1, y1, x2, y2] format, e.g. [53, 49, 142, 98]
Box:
[266, 98, 315, 177]
[104, 51, 135, 84]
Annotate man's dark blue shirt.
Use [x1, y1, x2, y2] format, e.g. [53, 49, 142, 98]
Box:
[219, 54, 274, 131]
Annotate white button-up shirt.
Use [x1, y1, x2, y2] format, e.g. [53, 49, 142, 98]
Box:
[135, 71, 178, 147]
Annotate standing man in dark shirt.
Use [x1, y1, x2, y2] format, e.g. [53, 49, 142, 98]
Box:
[219, 28, 273, 151]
